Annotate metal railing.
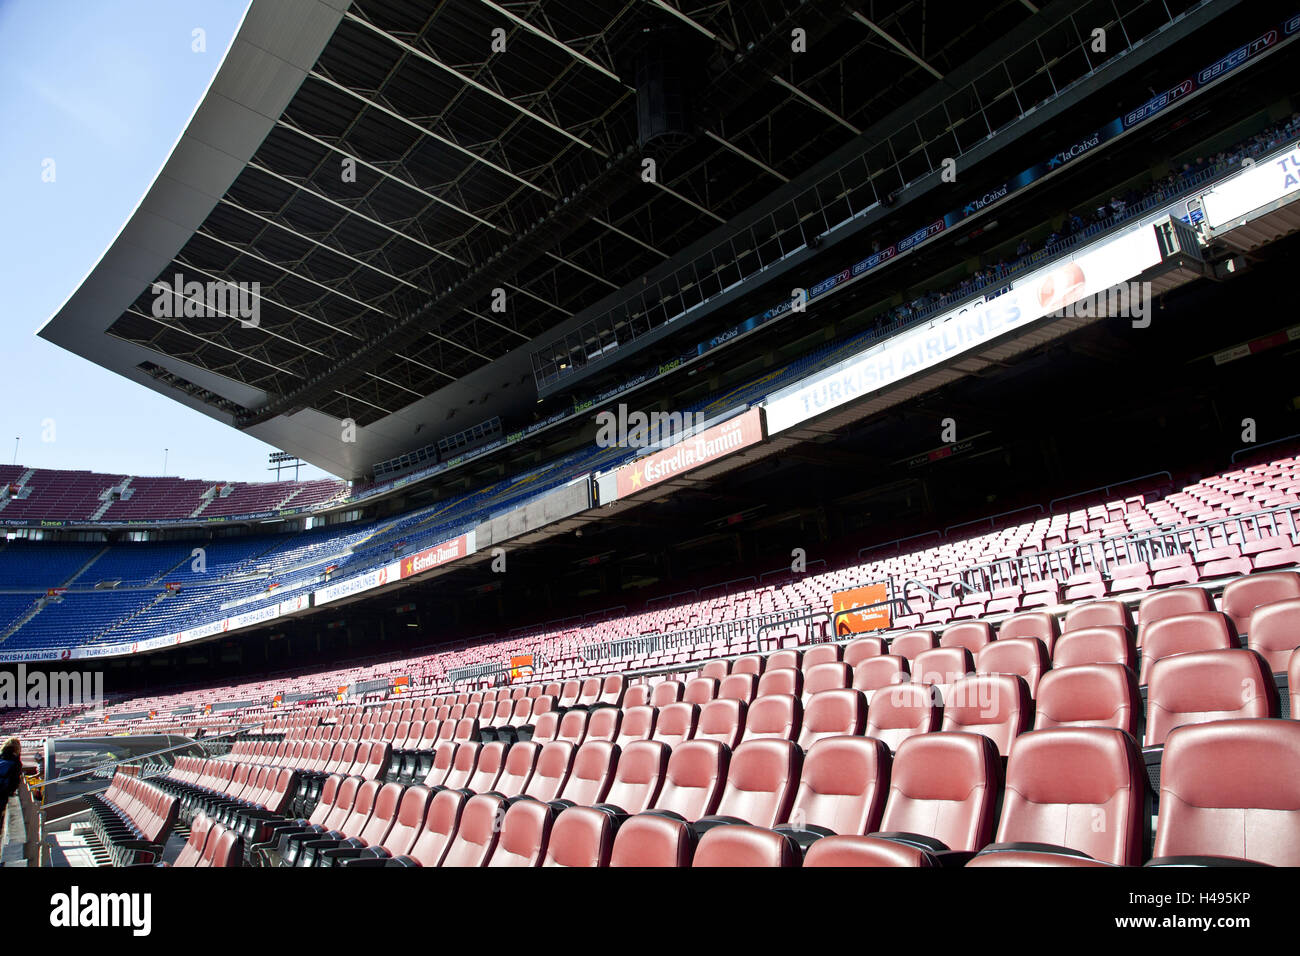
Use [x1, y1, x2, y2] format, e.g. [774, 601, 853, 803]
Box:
[956, 501, 1300, 595]
[580, 605, 818, 664]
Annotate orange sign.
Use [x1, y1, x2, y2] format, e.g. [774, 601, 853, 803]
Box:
[613, 408, 765, 499]
[833, 582, 892, 635]
[509, 655, 534, 682]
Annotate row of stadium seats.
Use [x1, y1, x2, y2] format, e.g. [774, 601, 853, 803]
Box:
[150, 715, 1300, 867]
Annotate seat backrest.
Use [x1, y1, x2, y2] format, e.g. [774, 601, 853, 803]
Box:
[653, 739, 729, 821]
[801, 644, 842, 670]
[1153, 718, 1300, 866]
[175, 814, 213, 867]
[881, 731, 1000, 853]
[609, 812, 696, 867]
[756, 667, 802, 699]
[321, 776, 363, 831]
[1138, 611, 1237, 685]
[802, 662, 851, 701]
[557, 741, 618, 806]
[851, 655, 909, 701]
[556, 709, 588, 746]
[383, 785, 432, 857]
[1221, 571, 1300, 636]
[488, 798, 553, 867]
[683, 677, 718, 706]
[889, 630, 938, 662]
[406, 788, 466, 866]
[543, 806, 616, 867]
[768, 649, 801, 672]
[1052, 625, 1135, 670]
[531, 711, 560, 743]
[577, 677, 602, 707]
[864, 682, 940, 752]
[843, 636, 887, 669]
[789, 735, 890, 836]
[356, 782, 404, 847]
[494, 740, 539, 797]
[797, 689, 866, 749]
[441, 741, 480, 790]
[692, 825, 799, 867]
[599, 674, 626, 707]
[558, 680, 582, 708]
[976, 638, 1050, 697]
[205, 826, 241, 867]
[522, 740, 575, 802]
[731, 655, 765, 677]
[585, 706, 621, 742]
[1292, 647, 1300, 709]
[338, 779, 381, 840]
[614, 705, 656, 749]
[623, 684, 651, 709]
[308, 775, 345, 827]
[717, 673, 758, 704]
[695, 698, 746, 749]
[424, 741, 459, 787]
[1033, 663, 1139, 735]
[1144, 649, 1279, 747]
[713, 738, 802, 828]
[912, 647, 974, 700]
[941, 621, 994, 655]
[1063, 600, 1133, 634]
[998, 611, 1060, 655]
[440, 793, 504, 867]
[1246, 597, 1300, 673]
[997, 727, 1146, 866]
[939, 674, 1032, 757]
[1137, 587, 1212, 644]
[700, 660, 731, 682]
[465, 741, 506, 794]
[651, 680, 684, 708]
[651, 702, 699, 749]
[602, 740, 669, 815]
[739, 694, 800, 743]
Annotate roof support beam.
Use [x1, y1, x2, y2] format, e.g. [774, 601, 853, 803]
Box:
[344, 10, 608, 156]
[851, 12, 944, 80]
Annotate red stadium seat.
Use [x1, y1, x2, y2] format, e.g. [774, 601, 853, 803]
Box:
[969, 727, 1146, 866]
[1144, 649, 1278, 747]
[1033, 663, 1140, 735]
[1149, 719, 1300, 866]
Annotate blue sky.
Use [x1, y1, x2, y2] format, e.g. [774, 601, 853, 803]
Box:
[0, 0, 335, 484]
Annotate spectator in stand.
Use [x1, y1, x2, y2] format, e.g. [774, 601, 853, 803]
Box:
[0, 738, 24, 854]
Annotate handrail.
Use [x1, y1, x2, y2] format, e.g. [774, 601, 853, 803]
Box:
[36, 725, 252, 814]
[957, 500, 1300, 594]
[755, 609, 832, 649]
[944, 504, 1045, 537]
[1049, 471, 1172, 512]
[858, 530, 942, 561]
[1231, 434, 1300, 464]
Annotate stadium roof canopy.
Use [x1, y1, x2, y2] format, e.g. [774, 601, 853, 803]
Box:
[40, 0, 1036, 480]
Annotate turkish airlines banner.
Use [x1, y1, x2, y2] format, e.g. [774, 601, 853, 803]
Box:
[611, 408, 765, 501]
[764, 226, 1163, 434]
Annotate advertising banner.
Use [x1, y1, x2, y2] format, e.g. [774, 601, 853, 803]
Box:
[764, 225, 1163, 434]
[399, 532, 475, 580]
[611, 408, 765, 500]
[833, 582, 892, 635]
